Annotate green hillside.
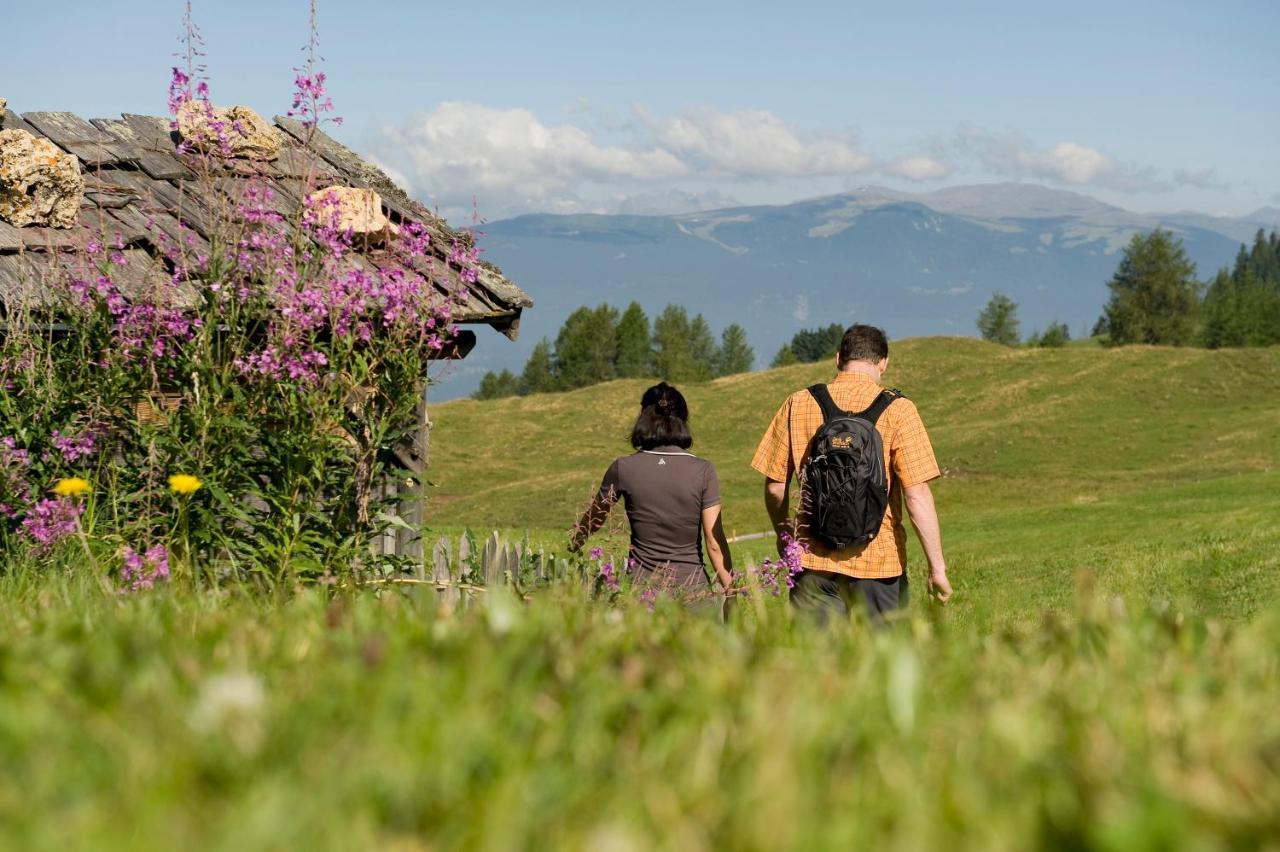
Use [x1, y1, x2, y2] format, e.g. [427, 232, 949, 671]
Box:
[429, 338, 1280, 621]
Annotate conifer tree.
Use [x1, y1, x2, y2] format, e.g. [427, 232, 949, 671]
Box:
[1201, 229, 1280, 348]
[473, 369, 521, 400]
[554, 304, 619, 389]
[520, 338, 556, 394]
[714, 324, 755, 376]
[771, 345, 800, 368]
[1100, 230, 1200, 346]
[653, 305, 695, 381]
[788, 323, 845, 362]
[614, 302, 653, 378]
[1028, 320, 1070, 348]
[686, 314, 717, 381]
[977, 292, 1020, 346]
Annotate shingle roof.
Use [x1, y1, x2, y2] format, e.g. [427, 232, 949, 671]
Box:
[0, 106, 532, 339]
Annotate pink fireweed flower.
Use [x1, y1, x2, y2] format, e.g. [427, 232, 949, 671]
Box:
[754, 532, 806, 596]
[600, 560, 620, 592]
[19, 498, 82, 554]
[50, 428, 99, 464]
[167, 66, 192, 117]
[120, 544, 171, 592]
[589, 546, 604, 560]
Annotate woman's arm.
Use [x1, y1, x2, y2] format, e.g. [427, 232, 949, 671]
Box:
[701, 505, 734, 593]
[569, 489, 614, 552]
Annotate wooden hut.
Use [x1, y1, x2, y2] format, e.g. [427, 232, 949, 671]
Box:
[0, 101, 533, 559]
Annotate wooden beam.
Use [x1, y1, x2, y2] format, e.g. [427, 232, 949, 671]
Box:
[427, 328, 477, 361]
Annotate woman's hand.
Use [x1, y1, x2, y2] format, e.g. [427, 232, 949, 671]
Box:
[701, 505, 735, 595]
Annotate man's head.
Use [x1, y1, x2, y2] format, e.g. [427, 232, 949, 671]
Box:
[836, 324, 890, 375]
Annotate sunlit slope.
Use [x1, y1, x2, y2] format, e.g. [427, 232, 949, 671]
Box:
[428, 338, 1280, 618]
[430, 338, 1277, 526]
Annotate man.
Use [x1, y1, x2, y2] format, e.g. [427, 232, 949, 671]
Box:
[751, 324, 952, 623]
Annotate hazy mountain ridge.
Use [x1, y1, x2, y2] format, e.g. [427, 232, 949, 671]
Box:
[434, 183, 1270, 399]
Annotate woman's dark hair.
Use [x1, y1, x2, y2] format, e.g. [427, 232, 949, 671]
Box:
[630, 382, 692, 450]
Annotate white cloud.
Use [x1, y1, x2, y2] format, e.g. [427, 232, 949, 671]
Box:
[955, 125, 1124, 186]
[374, 103, 873, 217]
[1038, 142, 1113, 184]
[949, 125, 1215, 195]
[643, 107, 872, 177]
[884, 155, 952, 182]
[370, 104, 1222, 219]
[792, 293, 810, 322]
[375, 102, 687, 215]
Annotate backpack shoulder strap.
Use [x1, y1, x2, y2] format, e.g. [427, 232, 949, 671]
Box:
[856, 389, 903, 425]
[806, 384, 845, 424]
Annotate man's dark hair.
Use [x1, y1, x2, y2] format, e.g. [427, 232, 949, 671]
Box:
[630, 382, 692, 450]
[838, 324, 890, 366]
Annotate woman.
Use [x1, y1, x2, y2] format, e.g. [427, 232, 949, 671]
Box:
[570, 382, 733, 599]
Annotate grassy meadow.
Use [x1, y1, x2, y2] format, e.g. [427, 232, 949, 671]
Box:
[4, 337, 1280, 849]
[429, 338, 1280, 624]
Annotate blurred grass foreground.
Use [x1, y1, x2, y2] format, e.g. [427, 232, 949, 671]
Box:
[1, 570, 1278, 850]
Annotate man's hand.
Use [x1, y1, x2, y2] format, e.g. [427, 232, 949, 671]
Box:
[927, 566, 952, 603]
[904, 482, 951, 604]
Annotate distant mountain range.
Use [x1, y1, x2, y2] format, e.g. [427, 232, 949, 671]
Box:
[432, 183, 1280, 399]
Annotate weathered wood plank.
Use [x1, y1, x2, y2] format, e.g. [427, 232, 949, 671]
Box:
[119, 114, 177, 146]
[104, 205, 156, 246]
[22, 111, 133, 166]
[483, 532, 501, 587]
[0, 220, 23, 253]
[0, 107, 42, 137]
[431, 537, 449, 584]
[394, 474, 424, 561]
[20, 224, 86, 251]
[91, 118, 195, 181]
[108, 248, 198, 307]
[273, 142, 341, 183]
[0, 253, 62, 310]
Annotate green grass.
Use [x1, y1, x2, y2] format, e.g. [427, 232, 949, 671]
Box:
[4, 338, 1280, 849]
[428, 338, 1280, 622]
[2, 572, 1278, 849]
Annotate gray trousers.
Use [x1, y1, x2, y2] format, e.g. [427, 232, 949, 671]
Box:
[790, 570, 909, 626]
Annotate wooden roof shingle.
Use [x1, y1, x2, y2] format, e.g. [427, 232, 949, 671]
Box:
[0, 104, 532, 339]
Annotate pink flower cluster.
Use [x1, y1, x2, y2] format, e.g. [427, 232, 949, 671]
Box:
[288, 70, 341, 130]
[19, 498, 82, 553]
[50, 427, 99, 464]
[0, 437, 33, 519]
[218, 191, 462, 384]
[120, 544, 171, 592]
[69, 255, 200, 367]
[756, 532, 806, 596]
[587, 547, 621, 592]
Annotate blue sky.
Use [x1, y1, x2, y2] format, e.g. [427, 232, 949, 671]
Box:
[4, 0, 1277, 219]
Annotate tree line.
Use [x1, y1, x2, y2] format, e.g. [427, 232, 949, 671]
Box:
[474, 303, 756, 399]
[976, 228, 1280, 349]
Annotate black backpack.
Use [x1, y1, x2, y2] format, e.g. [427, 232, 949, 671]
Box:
[799, 384, 902, 549]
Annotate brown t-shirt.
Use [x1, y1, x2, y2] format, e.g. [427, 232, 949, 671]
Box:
[599, 446, 721, 570]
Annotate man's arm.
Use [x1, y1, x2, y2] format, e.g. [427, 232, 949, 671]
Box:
[763, 477, 792, 558]
[904, 482, 952, 602]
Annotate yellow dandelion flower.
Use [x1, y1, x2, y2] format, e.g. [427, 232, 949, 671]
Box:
[52, 477, 90, 498]
[168, 474, 203, 495]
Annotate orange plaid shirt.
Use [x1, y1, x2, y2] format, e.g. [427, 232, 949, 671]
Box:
[751, 372, 940, 579]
